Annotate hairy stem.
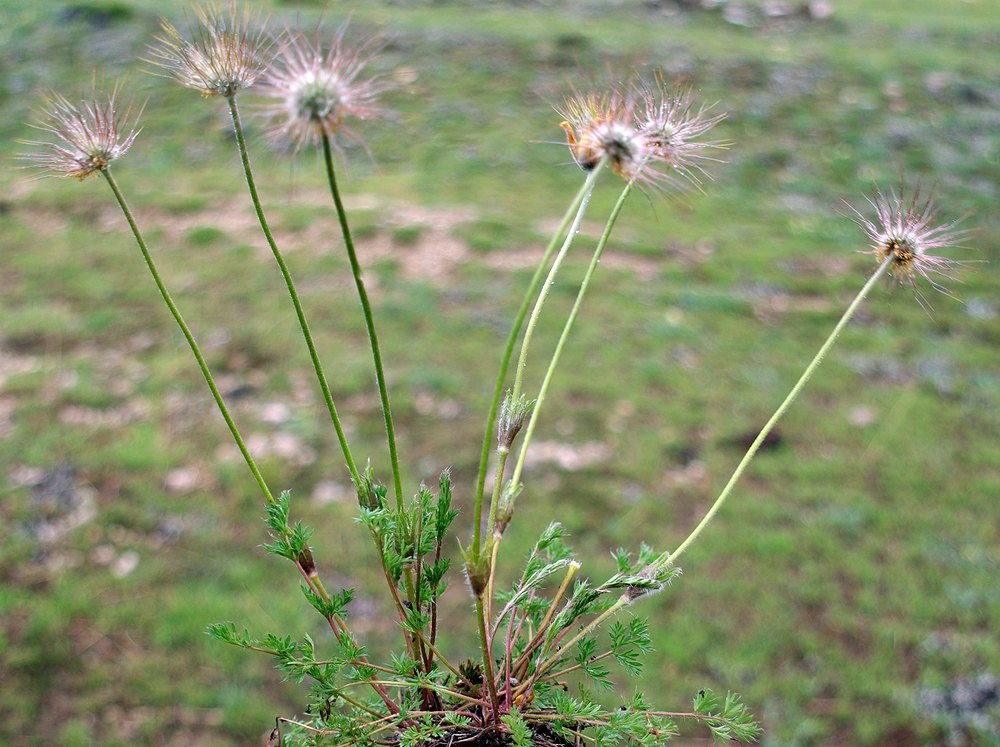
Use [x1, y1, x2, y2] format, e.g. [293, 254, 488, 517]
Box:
[226, 97, 360, 486]
[526, 595, 630, 692]
[484, 529, 502, 622]
[475, 595, 501, 722]
[102, 169, 274, 506]
[322, 132, 404, 509]
[471, 162, 607, 555]
[104, 167, 400, 717]
[509, 179, 633, 490]
[484, 449, 510, 549]
[653, 255, 894, 571]
[502, 561, 580, 686]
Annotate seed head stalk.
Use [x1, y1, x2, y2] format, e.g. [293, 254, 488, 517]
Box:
[103, 166, 401, 715]
[508, 186, 594, 418]
[508, 178, 634, 494]
[470, 161, 607, 555]
[474, 164, 614, 716]
[487, 159, 606, 535]
[319, 130, 419, 650]
[101, 168, 275, 506]
[225, 96, 360, 488]
[471, 163, 603, 684]
[321, 131, 404, 510]
[493, 180, 637, 700]
[652, 254, 895, 573]
[30, 86, 400, 705]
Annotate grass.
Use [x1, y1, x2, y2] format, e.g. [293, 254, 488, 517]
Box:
[1, 1, 998, 746]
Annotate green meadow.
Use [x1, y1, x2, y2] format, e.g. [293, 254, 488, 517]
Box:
[1, 1, 998, 745]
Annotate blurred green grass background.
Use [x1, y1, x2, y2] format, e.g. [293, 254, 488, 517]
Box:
[1, 1, 998, 745]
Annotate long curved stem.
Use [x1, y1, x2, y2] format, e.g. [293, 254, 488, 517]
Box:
[105, 166, 401, 716]
[508, 180, 633, 492]
[653, 255, 895, 571]
[103, 169, 274, 506]
[321, 133, 404, 510]
[226, 96, 361, 488]
[510, 190, 593, 403]
[485, 168, 607, 540]
[471, 162, 606, 555]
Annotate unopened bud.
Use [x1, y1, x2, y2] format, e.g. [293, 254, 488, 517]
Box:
[463, 542, 493, 598]
[498, 391, 535, 451]
[354, 462, 383, 511]
[297, 546, 316, 576]
[495, 480, 522, 537]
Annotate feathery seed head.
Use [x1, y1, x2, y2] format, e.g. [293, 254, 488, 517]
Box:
[23, 86, 140, 180]
[557, 76, 724, 191]
[259, 27, 387, 151]
[848, 186, 966, 296]
[150, 2, 272, 98]
[558, 90, 650, 181]
[637, 80, 726, 188]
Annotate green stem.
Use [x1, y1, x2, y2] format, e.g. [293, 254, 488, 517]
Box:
[485, 167, 606, 539]
[475, 595, 501, 722]
[509, 180, 633, 493]
[105, 169, 404, 716]
[653, 256, 895, 571]
[484, 449, 509, 542]
[502, 560, 580, 680]
[527, 595, 630, 689]
[321, 133, 404, 510]
[510, 190, 593, 401]
[471, 162, 606, 555]
[102, 169, 274, 506]
[226, 96, 360, 487]
[350, 681, 483, 706]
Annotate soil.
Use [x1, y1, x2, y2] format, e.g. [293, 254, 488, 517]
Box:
[425, 722, 574, 747]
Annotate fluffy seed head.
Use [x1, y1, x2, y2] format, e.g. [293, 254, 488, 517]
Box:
[848, 187, 967, 310]
[636, 79, 726, 188]
[558, 90, 651, 182]
[258, 27, 387, 151]
[848, 185, 967, 302]
[557, 76, 724, 191]
[150, 2, 272, 98]
[23, 86, 140, 180]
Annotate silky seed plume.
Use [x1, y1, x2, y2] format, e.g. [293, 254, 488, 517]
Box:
[150, 1, 273, 98]
[22, 85, 140, 180]
[557, 75, 724, 192]
[258, 25, 388, 152]
[847, 185, 967, 305]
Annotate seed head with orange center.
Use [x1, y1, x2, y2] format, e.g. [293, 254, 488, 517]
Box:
[23, 87, 140, 180]
[150, 2, 272, 98]
[557, 77, 724, 192]
[558, 89, 652, 183]
[258, 27, 387, 152]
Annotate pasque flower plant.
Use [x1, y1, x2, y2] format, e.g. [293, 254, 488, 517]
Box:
[23, 3, 970, 746]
